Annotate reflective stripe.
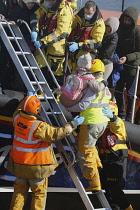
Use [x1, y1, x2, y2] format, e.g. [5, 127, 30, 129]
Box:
[89, 90, 107, 107]
[28, 120, 40, 142]
[89, 103, 109, 107]
[89, 40, 94, 49]
[14, 120, 42, 144]
[13, 145, 50, 153]
[51, 32, 58, 42]
[14, 135, 42, 144]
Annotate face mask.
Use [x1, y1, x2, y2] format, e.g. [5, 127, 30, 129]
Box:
[44, 1, 52, 8]
[84, 14, 93, 20]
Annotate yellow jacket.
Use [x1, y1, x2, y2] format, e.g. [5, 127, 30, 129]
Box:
[7, 106, 77, 179]
[31, 0, 73, 57]
[69, 6, 105, 59]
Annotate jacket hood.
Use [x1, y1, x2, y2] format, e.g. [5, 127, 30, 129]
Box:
[105, 17, 119, 35]
[119, 6, 139, 27]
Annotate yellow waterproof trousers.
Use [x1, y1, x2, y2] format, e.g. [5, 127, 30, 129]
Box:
[77, 124, 107, 191]
[10, 177, 48, 210]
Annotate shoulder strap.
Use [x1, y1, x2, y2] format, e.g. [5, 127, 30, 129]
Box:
[116, 140, 126, 144]
[78, 73, 95, 81]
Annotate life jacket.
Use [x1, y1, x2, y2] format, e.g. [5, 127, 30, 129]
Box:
[69, 23, 92, 43]
[10, 114, 52, 165]
[99, 126, 126, 152]
[39, 12, 58, 36]
[98, 125, 128, 163]
[39, 0, 70, 37]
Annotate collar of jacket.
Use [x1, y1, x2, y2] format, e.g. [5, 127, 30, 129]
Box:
[20, 110, 46, 122]
[76, 5, 102, 25]
[40, 0, 66, 13]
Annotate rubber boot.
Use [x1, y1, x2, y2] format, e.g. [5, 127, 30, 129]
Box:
[124, 205, 133, 210]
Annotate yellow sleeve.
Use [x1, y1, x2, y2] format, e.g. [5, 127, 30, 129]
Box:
[34, 121, 77, 142]
[110, 117, 126, 140]
[41, 5, 73, 44]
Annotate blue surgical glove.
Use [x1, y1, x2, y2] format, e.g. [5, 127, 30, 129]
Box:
[27, 90, 36, 96]
[34, 41, 41, 49]
[31, 31, 38, 42]
[69, 42, 79, 52]
[72, 115, 85, 126]
[102, 107, 113, 118]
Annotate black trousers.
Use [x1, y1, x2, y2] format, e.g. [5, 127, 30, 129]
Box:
[100, 163, 130, 209]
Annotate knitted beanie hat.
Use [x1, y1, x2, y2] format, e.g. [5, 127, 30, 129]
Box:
[105, 17, 120, 34]
[23, 0, 40, 3]
[77, 53, 92, 70]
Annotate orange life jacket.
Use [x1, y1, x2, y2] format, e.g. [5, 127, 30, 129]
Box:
[10, 114, 52, 165]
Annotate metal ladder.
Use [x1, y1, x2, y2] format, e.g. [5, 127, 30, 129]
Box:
[0, 20, 111, 210]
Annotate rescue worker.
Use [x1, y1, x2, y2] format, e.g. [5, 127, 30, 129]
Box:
[30, 0, 74, 88]
[66, 59, 111, 191]
[98, 101, 133, 210]
[68, 0, 105, 72]
[7, 91, 84, 210]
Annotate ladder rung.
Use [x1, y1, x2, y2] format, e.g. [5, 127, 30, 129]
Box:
[15, 51, 30, 55]
[46, 112, 61, 115]
[31, 81, 46, 85]
[94, 208, 110, 210]
[23, 66, 38, 70]
[38, 96, 54, 100]
[8, 36, 22, 40]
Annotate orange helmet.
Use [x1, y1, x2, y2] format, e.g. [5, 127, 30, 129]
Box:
[21, 95, 41, 114]
[109, 101, 118, 115]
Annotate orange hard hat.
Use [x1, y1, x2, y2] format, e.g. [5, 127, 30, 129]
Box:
[21, 95, 41, 114]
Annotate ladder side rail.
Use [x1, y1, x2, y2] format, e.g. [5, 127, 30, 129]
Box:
[0, 25, 36, 91]
[1, 21, 52, 95]
[4, 22, 44, 80]
[96, 192, 112, 209]
[67, 167, 95, 210]
[1, 23, 54, 127]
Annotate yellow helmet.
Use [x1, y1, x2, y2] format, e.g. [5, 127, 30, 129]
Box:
[109, 101, 118, 115]
[90, 59, 105, 73]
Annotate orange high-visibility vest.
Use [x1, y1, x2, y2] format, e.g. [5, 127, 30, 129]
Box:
[10, 114, 52, 165]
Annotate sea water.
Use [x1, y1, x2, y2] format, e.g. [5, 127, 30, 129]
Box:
[78, 0, 140, 13]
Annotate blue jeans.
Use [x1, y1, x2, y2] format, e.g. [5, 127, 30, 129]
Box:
[115, 71, 136, 120]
